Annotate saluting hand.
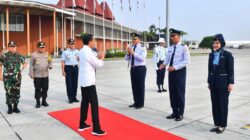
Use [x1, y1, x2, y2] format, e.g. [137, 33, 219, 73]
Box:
[228, 84, 234, 92]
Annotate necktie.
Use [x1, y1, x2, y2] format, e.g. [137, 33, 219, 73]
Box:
[169, 46, 176, 66]
[131, 45, 137, 66]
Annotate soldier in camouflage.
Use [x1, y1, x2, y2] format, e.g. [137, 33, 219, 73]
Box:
[0, 41, 27, 114]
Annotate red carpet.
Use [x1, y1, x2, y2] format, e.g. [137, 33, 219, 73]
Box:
[48, 107, 185, 140]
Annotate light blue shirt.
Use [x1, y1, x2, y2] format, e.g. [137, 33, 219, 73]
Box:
[213, 50, 222, 65]
[164, 42, 190, 70]
[61, 48, 79, 65]
[125, 43, 147, 67]
[153, 45, 168, 70]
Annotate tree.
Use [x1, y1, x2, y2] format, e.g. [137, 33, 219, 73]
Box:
[199, 36, 214, 49]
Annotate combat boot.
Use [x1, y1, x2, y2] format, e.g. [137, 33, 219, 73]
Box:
[13, 104, 20, 113]
[7, 104, 13, 114]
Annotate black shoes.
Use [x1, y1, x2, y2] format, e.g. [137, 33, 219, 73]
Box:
[78, 124, 91, 132]
[216, 127, 225, 134]
[73, 99, 79, 103]
[129, 104, 136, 108]
[210, 127, 219, 132]
[41, 100, 49, 107]
[135, 106, 144, 109]
[166, 114, 177, 119]
[7, 104, 13, 114]
[36, 100, 41, 108]
[13, 104, 20, 113]
[175, 115, 184, 121]
[157, 89, 162, 93]
[69, 100, 74, 104]
[162, 88, 167, 92]
[92, 129, 107, 136]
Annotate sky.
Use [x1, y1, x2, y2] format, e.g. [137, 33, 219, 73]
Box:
[32, 0, 250, 41]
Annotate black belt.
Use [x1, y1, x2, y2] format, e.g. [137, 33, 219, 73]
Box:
[131, 65, 146, 68]
[65, 65, 78, 67]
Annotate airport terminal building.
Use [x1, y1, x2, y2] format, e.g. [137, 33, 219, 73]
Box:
[0, 0, 135, 56]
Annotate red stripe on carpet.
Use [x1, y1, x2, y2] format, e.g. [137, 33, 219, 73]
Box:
[48, 107, 185, 140]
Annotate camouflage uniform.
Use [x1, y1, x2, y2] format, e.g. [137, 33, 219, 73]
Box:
[0, 52, 25, 105]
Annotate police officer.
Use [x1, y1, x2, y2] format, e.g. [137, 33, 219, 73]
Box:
[125, 33, 147, 109]
[160, 29, 190, 121]
[61, 39, 79, 104]
[153, 38, 168, 93]
[208, 34, 234, 134]
[0, 41, 27, 114]
[29, 42, 52, 108]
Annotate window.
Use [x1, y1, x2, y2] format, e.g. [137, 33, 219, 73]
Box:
[0, 14, 24, 32]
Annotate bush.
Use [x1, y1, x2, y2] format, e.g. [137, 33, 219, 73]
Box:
[105, 49, 126, 58]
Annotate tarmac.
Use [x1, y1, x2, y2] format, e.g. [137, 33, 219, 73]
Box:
[0, 49, 250, 140]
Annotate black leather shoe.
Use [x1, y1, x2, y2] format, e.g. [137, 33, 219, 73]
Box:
[157, 90, 162, 93]
[129, 104, 136, 108]
[73, 99, 79, 103]
[135, 106, 144, 109]
[216, 127, 225, 134]
[166, 114, 177, 119]
[13, 104, 20, 113]
[210, 127, 219, 132]
[7, 104, 13, 114]
[36, 100, 40, 108]
[69, 100, 74, 104]
[162, 89, 167, 92]
[175, 115, 184, 121]
[41, 101, 49, 107]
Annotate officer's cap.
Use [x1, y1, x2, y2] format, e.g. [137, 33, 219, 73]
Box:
[68, 39, 75, 45]
[8, 41, 17, 47]
[131, 33, 141, 39]
[213, 34, 226, 47]
[169, 28, 182, 35]
[37, 41, 46, 48]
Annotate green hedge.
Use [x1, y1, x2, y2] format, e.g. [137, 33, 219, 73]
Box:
[105, 49, 126, 58]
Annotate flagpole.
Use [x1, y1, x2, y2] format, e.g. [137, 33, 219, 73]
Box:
[84, 0, 86, 33]
[102, 0, 106, 52]
[1, 14, 5, 50]
[72, 0, 76, 40]
[93, 0, 96, 37]
[166, 0, 170, 48]
[61, 0, 64, 50]
[111, 0, 114, 52]
[144, 0, 147, 44]
[120, 0, 123, 51]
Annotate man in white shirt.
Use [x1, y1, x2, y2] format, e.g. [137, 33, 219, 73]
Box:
[78, 34, 106, 136]
[153, 38, 168, 93]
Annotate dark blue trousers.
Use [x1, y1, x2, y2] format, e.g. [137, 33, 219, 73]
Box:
[168, 67, 186, 116]
[65, 65, 78, 100]
[210, 88, 229, 127]
[156, 61, 166, 85]
[130, 66, 147, 107]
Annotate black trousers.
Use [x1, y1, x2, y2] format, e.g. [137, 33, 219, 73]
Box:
[130, 66, 147, 107]
[65, 65, 78, 100]
[34, 77, 49, 100]
[169, 67, 186, 116]
[210, 87, 229, 127]
[79, 85, 100, 131]
[156, 61, 166, 85]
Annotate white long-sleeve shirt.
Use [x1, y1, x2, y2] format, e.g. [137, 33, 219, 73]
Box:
[153, 45, 168, 70]
[79, 45, 104, 87]
[163, 42, 190, 70]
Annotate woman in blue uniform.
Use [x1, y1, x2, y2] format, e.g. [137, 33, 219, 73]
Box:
[208, 34, 234, 134]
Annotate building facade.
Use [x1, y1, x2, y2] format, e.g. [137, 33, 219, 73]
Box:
[0, 0, 135, 56]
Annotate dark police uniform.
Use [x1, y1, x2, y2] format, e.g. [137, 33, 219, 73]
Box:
[164, 29, 190, 120]
[208, 34, 234, 130]
[125, 33, 147, 109]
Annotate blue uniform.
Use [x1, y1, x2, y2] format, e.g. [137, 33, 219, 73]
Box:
[125, 43, 147, 107]
[164, 42, 190, 116]
[208, 49, 234, 127]
[61, 48, 79, 101]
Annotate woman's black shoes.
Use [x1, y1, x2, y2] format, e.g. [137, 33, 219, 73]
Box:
[210, 127, 219, 132]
